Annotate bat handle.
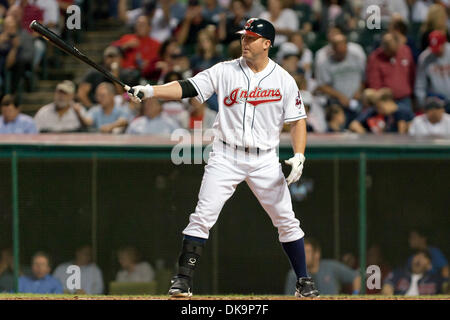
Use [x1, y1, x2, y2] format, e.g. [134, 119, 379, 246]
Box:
[124, 85, 145, 100]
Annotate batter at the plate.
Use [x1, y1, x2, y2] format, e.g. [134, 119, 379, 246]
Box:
[128, 18, 320, 298]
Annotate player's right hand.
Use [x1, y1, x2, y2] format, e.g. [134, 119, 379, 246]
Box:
[125, 84, 154, 103]
[285, 153, 305, 186]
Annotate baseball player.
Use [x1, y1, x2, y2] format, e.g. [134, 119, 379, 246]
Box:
[127, 18, 319, 298]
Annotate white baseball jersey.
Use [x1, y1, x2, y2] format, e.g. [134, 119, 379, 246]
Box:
[188, 57, 307, 149]
[182, 57, 306, 243]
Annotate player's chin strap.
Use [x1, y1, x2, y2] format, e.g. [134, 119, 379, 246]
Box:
[177, 238, 204, 278]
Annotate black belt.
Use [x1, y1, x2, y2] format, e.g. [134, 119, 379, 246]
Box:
[220, 139, 270, 155]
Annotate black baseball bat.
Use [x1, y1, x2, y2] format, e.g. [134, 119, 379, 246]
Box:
[29, 20, 144, 99]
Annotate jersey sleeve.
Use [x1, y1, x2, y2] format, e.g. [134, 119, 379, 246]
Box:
[187, 63, 221, 104]
[283, 78, 307, 123]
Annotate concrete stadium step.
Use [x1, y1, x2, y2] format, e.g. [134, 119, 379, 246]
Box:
[21, 103, 45, 115]
[37, 80, 61, 91]
[21, 92, 53, 108]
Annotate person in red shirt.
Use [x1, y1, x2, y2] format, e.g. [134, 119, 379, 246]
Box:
[366, 32, 416, 113]
[112, 15, 160, 79]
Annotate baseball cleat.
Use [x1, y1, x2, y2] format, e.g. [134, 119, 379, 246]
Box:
[168, 276, 193, 297]
[295, 277, 320, 298]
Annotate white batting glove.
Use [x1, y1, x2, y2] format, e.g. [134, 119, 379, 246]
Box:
[124, 84, 154, 103]
[285, 153, 305, 186]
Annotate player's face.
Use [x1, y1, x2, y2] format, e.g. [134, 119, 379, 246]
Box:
[241, 34, 269, 60]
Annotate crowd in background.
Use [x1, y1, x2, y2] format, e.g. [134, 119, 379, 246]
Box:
[0, 244, 167, 295]
[0, 228, 448, 295]
[285, 229, 449, 296]
[0, 0, 449, 136]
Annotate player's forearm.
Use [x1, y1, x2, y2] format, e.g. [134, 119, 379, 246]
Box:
[153, 81, 183, 100]
[290, 119, 307, 155]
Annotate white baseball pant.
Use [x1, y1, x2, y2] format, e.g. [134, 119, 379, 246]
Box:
[182, 139, 304, 243]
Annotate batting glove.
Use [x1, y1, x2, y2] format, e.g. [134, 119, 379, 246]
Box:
[285, 153, 305, 186]
[124, 84, 154, 103]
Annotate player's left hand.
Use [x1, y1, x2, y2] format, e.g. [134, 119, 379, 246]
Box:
[285, 153, 305, 186]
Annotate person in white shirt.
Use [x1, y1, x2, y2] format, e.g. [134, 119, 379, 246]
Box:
[126, 97, 180, 135]
[53, 245, 104, 295]
[127, 18, 319, 298]
[34, 80, 87, 133]
[409, 96, 450, 137]
[259, 0, 299, 47]
[115, 246, 155, 283]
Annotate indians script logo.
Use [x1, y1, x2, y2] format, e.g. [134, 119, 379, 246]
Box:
[224, 87, 282, 107]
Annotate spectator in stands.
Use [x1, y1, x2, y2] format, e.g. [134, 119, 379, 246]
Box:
[365, 244, 391, 295]
[0, 0, 10, 19]
[126, 97, 180, 135]
[284, 237, 361, 295]
[202, 0, 225, 26]
[77, 46, 138, 108]
[34, 0, 59, 34]
[159, 71, 189, 128]
[151, 38, 185, 83]
[115, 246, 155, 282]
[148, 0, 180, 43]
[112, 15, 161, 79]
[118, 0, 157, 27]
[316, 33, 366, 125]
[260, 0, 298, 47]
[0, 94, 37, 134]
[14, 1, 45, 69]
[218, 0, 248, 45]
[382, 249, 445, 295]
[341, 252, 358, 270]
[175, 0, 211, 48]
[315, 26, 367, 72]
[419, 3, 449, 52]
[349, 88, 413, 134]
[415, 30, 450, 110]
[300, 89, 327, 133]
[243, 0, 265, 18]
[289, 32, 313, 80]
[388, 13, 420, 62]
[366, 32, 416, 113]
[118, 0, 179, 44]
[326, 104, 346, 132]
[78, 82, 130, 133]
[278, 44, 303, 76]
[190, 28, 223, 75]
[0, 247, 13, 293]
[359, 0, 409, 27]
[53, 245, 104, 295]
[34, 80, 87, 133]
[188, 97, 217, 130]
[317, 0, 357, 35]
[407, 228, 449, 278]
[409, 96, 450, 136]
[18, 251, 63, 294]
[0, 14, 33, 95]
[227, 39, 242, 59]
